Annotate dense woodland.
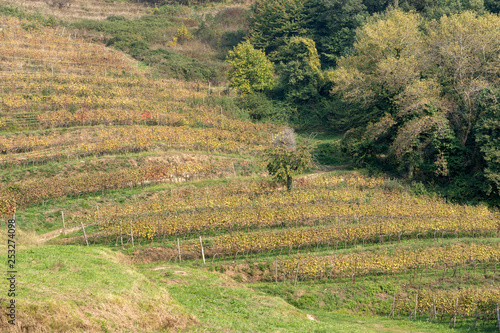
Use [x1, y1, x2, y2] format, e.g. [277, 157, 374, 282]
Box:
[229, 0, 500, 206]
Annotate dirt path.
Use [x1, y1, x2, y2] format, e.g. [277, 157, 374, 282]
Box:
[38, 226, 81, 243]
[299, 164, 350, 180]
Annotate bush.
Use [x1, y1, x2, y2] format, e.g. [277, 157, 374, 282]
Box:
[237, 92, 288, 123]
[226, 41, 275, 95]
[382, 179, 406, 193]
[410, 182, 428, 196]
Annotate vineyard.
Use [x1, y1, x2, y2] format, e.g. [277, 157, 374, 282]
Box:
[0, 15, 278, 215]
[59, 172, 500, 330]
[2, 2, 500, 332]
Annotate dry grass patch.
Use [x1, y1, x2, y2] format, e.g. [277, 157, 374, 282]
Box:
[0, 0, 148, 21]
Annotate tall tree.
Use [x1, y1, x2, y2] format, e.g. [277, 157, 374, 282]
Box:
[305, 0, 368, 67]
[276, 37, 324, 103]
[248, 0, 309, 61]
[426, 11, 500, 146]
[474, 89, 500, 198]
[264, 127, 312, 191]
[226, 41, 275, 95]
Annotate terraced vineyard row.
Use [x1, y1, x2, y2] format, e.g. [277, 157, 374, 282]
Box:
[96, 173, 490, 219]
[166, 215, 497, 260]
[1, 157, 238, 208]
[0, 17, 133, 74]
[395, 287, 500, 323]
[0, 124, 273, 167]
[275, 242, 500, 281]
[0, 71, 211, 115]
[0, 17, 281, 137]
[91, 174, 498, 245]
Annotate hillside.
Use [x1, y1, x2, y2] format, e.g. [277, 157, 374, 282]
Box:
[0, 1, 499, 332]
[0, 246, 195, 332]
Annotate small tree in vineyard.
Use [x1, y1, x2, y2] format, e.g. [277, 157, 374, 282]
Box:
[264, 127, 312, 191]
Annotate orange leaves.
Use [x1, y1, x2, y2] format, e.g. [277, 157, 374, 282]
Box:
[0, 194, 16, 216]
[0, 17, 133, 75]
[0, 124, 274, 167]
[1, 158, 235, 209]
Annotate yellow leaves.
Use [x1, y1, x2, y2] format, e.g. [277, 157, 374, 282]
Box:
[89, 172, 500, 263]
[0, 17, 132, 75]
[332, 9, 426, 106]
[394, 78, 447, 117]
[1, 122, 276, 165]
[390, 114, 450, 157]
[375, 56, 420, 94]
[396, 287, 500, 318]
[355, 9, 423, 60]
[277, 243, 500, 282]
[330, 66, 375, 103]
[365, 113, 397, 142]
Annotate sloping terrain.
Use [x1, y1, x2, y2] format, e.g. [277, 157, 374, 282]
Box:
[0, 1, 499, 332]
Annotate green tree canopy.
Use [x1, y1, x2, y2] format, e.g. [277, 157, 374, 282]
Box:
[226, 41, 275, 95]
[248, 0, 309, 61]
[264, 128, 312, 191]
[276, 37, 324, 103]
[331, 9, 500, 197]
[474, 88, 500, 199]
[305, 0, 368, 67]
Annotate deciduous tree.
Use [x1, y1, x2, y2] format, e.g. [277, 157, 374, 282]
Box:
[264, 128, 312, 191]
[226, 41, 275, 95]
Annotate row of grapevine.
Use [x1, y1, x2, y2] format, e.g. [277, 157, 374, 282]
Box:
[99, 200, 498, 241]
[92, 173, 497, 241]
[1, 158, 238, 208]
[395, 288, 500, 324]
[0, 72, 210, 113]
[199, 215, 498, 256]
[0, 17, 136, 74]
[96, 173, 490, 220]
[2, 102, 277, 133]
[274, 242, 500, 281]
[0, 124, 273, 167]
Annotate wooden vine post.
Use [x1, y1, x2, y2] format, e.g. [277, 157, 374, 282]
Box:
[496, 303, 500, 333]
[453, 298, 458, 327]
[200, 236, 205, 264]
[80, 221, 89, 246]
[413, 293, 418, 320]
[177, 238, 181, 263]
[120, 221, 123, 248]
[432, 294, 436, 322]
[130, 221, 134, 247]
[294, 262, 300, 286]
[390, 293, 396, 319]
[275, 257, 278, 283]
[61, 211, 66, 236]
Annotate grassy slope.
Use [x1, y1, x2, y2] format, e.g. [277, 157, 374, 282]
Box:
[0, 245, 195, 332]
[138, 261, 459, 333]
[0, 242, 458, 333]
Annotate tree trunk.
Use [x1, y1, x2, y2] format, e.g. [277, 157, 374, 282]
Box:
[286, 175, 293, 192]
